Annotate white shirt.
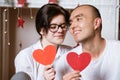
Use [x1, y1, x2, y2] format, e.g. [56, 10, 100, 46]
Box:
[15, 40, 72, 80]
[55, 39, 120, 80]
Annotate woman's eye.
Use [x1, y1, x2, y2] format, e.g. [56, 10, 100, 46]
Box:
[50, 26, 56, 29]
[61, 25, 66, 28]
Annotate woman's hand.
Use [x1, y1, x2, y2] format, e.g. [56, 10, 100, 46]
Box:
[63, 71, 81, 80]
[43, 65, 56, 80]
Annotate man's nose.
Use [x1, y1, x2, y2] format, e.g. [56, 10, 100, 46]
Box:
[70, 21, 78, 30]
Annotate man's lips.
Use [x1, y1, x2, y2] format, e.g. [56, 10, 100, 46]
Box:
[73, 30, 81, 35]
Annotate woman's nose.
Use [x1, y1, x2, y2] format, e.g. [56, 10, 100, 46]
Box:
[57, 27, 63, 32]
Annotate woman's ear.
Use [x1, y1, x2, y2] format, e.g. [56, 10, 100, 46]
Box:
[40, 28, 44, 35]
[94, 18, 102, 30]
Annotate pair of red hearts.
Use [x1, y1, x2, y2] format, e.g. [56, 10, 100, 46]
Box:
[33, 45, 91, 71]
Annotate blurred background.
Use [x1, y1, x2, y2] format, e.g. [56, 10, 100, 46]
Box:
[0, 0, 120, 80]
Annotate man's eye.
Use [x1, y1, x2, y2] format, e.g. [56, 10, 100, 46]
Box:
[69, 22, 72, 26]
[76, 17, 82, 21]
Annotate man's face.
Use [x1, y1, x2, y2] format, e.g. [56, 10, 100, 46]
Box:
[69, 6, 96, 43]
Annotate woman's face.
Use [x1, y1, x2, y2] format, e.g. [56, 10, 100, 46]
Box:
[41, 14, 68, 46]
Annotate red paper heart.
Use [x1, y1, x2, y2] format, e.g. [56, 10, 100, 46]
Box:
[33, 45, 56, 65]
[49, 0, 57, 3]
[67, 52, 91, 71]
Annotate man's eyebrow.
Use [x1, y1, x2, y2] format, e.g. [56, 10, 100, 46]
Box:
[69, 13, 83, 22]
[75, 13, 84, 18]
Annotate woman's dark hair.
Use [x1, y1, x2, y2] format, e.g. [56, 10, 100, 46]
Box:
[35, 3, 70, 36]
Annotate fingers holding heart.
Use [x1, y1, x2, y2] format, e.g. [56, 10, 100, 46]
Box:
[63, 71, 81, 80]
[43, 65, 56, 80]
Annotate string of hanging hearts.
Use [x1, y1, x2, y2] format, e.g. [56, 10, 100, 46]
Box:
[17, 0, 58, 7]
[16, 0, 58, 28]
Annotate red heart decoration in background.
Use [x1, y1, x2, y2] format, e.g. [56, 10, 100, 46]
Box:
[33, 45, 56, 65]
[67, 52, 91, 71]
[49, 0, 57, 3]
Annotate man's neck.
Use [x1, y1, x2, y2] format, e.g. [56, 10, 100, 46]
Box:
[81, 37, 106, 60]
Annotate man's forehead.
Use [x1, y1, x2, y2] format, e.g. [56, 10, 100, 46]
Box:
[71, 6, 85, 16]
[70, 9, 84, 20]
[71, 13, 83, 18]
[70, 6, 93, 17]
[73, 5, 92, 13]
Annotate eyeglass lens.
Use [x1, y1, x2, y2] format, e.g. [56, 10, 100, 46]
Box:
[49, 23, 68, 32]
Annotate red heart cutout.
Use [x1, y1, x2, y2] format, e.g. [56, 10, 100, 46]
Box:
[67, 52, 91, 71]
[33, 45, 56, 65]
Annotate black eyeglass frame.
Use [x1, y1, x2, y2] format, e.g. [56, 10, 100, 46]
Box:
[48, 23, 69, 33]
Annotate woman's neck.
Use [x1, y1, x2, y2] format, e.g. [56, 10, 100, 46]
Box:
[40, 38, 58, 49]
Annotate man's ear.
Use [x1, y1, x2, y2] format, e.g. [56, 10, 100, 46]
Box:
[94, 18, 102, 30]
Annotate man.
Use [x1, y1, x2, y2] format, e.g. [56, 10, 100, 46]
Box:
[55, 4, 120, 80]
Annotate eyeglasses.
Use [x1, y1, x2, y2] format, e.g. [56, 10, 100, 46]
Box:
[48, 23, 68, 33]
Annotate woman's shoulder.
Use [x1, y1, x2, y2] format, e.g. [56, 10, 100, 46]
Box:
[16, 41, 41, 57]
[59, 44, 72, 50]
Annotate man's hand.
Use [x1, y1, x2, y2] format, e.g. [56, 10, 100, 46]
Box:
[43, 65, 56, 80]
[63, 71, 81, 80]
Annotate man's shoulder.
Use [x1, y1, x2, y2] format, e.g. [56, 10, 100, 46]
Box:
[106, 39, 120, 51]
[107, 39, 120, 46]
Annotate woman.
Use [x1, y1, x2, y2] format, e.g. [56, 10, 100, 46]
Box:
[14, 3, 71, 80]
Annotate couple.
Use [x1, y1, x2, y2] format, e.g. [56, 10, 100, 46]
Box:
[12, 3, 120, 80]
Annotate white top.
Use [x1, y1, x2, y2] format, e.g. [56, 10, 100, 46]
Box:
[55, 39, 120, 80]
[15, 40, 72, 80]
